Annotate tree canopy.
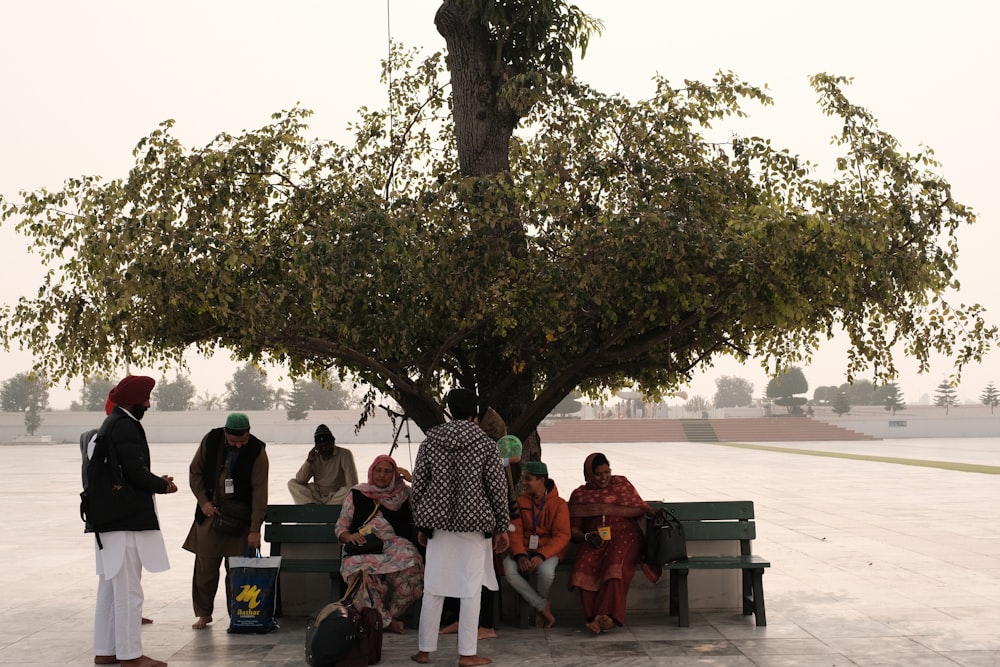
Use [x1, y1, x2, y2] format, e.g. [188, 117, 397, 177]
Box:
[713, 375, 754, 409]
[225, 364, 275, 411]
[76, 376, 115, 412]
[156, 373, 197, 411]
[1, 372, 49, 413]
[766, 366, 809, 413]
[0, 3, 994, 439]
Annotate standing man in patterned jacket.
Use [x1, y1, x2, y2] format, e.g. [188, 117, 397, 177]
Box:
[409, 388, 510, 667]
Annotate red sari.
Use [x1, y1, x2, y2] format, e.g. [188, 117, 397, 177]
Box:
[568, 453, 659, 626]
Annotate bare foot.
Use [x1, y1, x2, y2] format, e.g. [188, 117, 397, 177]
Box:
[458, 656, 492, 667]
[477, 627, 497, 640]
[387, 619, 406, 635]
[584, 618, 602, 635]
[439, 621, 458, 635]
[410, 651, 431, 664]
[600, 615, 616, 632]
[192, 615, 212, 630]
[539, 604, 556, 629]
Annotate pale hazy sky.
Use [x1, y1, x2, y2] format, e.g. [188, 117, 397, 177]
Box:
[2, 1, 998, 408]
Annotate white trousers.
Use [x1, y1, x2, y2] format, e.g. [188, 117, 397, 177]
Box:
[94, 533, 144, 661]
[417, 590, 482, 657]
[418, 530, 493, 657]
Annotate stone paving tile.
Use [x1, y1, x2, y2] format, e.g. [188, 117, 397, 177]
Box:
[2, 438, 999, 666]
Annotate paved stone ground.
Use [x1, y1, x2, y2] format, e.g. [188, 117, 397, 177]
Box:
[1, 438, 998, 666]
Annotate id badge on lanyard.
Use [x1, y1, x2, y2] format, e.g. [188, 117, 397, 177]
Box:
[224, 448, 236, 494]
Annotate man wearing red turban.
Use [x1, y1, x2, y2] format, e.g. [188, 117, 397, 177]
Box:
[89, 375, 178, 667]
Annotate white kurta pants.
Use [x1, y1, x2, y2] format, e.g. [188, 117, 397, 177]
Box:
[417, 531, 497, 657]
[93, 527, 169, 660]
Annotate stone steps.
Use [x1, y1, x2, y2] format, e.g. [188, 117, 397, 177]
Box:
[538, 417, 875, 442]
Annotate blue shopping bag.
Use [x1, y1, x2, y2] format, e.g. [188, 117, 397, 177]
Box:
[228, 551, 282, 634]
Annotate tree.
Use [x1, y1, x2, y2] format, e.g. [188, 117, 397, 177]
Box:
[225, 364, 274, 411]
[933, 380, 958, 415]
[839, 379, 876, 405]
[198, 391, 223, 411]
[766, 367, 809, 415]
[24, 400, 43, 436]
[981, 382, 1000, 414]
[831, 390, 851, 416]
[273, 387, 288, 411]
[812, 386, 838, 405]
[285, 378, 351, 421]
[157, 373, 197, 411]
[882, 382, 906, 416]
[1, 372, 49, 413]
[78, 376, 115, 411]
[684, 395, 711, 416]
[713, 376, 754, 409]
[306, 379, 352, 410]
[1, 4, 994, 443]
[285, 380, 310, 421]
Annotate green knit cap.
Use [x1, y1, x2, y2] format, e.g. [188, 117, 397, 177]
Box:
[522, 460, 548, 477]
[225, 412, 251, 433]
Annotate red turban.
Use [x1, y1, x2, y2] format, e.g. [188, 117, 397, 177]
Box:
[105, 375, 156, 414]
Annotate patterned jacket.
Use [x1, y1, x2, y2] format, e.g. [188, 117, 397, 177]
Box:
[410, 419, 510, 534]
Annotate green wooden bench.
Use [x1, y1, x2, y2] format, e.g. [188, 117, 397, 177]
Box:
[656, 500, 770, 627]
[263, 503, 343, 617]
[512, 499, 770, 628]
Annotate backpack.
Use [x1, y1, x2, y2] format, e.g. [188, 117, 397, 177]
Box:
[79, 424, 142, 538]
[79, 429, 99, 533]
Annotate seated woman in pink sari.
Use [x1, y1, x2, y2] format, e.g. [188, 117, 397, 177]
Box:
[336, 455, 423, 634]
[568, 452, 660, 634]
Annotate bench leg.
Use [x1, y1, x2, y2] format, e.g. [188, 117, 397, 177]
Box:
[275, 573, 283, 618]
[740, 568, 767, 626]
[671, 569, 690, 627]
[750, 569, 766, 627]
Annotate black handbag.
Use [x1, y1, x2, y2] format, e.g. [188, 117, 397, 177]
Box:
[343, 533, 385, 556]
[343, 503, 385, 556]
[212, 499, 251, 536]
[643, 508, 688, 565]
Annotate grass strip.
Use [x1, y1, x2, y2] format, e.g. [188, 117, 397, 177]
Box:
[707, 441, 1000, 475]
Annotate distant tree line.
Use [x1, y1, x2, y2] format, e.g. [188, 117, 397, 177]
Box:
[0, 363, 354, 429]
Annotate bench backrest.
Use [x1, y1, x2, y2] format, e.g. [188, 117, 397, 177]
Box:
[264, 503, 343, 545]
[650, 500, 757, 544]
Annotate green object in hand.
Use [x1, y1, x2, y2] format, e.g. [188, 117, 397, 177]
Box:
[497, 435, 522, 458]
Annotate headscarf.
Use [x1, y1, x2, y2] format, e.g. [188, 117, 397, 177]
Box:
[569, 452, 649, 519]
[353, 454, 409, 511]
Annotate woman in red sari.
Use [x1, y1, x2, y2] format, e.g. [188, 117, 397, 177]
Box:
[568, 452, 659, 634]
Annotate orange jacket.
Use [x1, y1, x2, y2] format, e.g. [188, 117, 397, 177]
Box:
[508, 479, 571, 561]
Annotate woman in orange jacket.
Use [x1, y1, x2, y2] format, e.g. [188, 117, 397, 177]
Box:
[502, 461, 571, 628]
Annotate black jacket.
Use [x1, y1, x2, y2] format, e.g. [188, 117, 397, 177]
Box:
[91, 407, 169, 532]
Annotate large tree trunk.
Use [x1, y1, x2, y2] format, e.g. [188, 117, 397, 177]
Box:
[435, 1, 518, 176]
[434, 2, 543, 455]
